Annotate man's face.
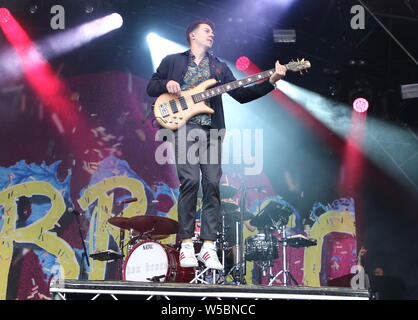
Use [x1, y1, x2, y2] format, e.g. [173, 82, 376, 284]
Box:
[191, 23, 214, 49]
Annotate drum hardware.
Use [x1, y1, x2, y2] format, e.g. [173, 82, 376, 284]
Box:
[267, 223, 299, 287]
[190, 266, 218, 284]
[221, 201, 239, 212]
[69, 208, 90, 279]
[215, 205, 232, 284]
[280, 234, 317, 248]
[221, 184, 254, 285]
[89, 249, 124, 262]
[220, 184, 239, 199]
[265, 233, 316, 286]
[218, 185, 269, 284]
[247, 200, 301, 286]
[147, 274, 166, 282]
[250, 200, 293, 230]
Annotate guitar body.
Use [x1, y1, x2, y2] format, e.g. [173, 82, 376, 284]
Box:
[154, 79, 217, 130]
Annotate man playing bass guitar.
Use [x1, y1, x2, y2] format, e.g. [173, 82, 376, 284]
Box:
[147, 18, 287, 270]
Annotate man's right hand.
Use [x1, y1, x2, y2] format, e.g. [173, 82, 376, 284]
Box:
[166, 80, 181, 96]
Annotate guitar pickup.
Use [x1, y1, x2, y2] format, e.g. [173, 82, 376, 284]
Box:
[179, 96, 188, 110]
[169, 100, 178, 113]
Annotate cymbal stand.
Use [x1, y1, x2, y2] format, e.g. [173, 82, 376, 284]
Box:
[222, 185, 248, 284]
[74, 210, 90, 279]
[217, 206, 229, 283]
[267, 221, 298, 286]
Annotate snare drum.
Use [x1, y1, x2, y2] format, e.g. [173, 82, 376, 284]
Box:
[122, 240, 194, 282]
[245, 233, 278, 261]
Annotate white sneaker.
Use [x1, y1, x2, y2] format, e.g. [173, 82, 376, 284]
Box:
[198, 242, 224, 270]
[179, 242, 198, 268]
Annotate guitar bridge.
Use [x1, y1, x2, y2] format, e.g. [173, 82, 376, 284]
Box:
[159, 103, 170, 117]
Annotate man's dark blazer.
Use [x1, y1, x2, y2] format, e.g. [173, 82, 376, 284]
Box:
[146, 50, 275, 130]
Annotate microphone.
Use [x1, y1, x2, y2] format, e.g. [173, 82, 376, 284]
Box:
[118, 197, 138, 205]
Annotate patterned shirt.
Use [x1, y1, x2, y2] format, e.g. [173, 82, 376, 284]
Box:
[181, 53, 212, 126]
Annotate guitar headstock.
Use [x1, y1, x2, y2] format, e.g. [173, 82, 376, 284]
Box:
[286, 58, 311, 74]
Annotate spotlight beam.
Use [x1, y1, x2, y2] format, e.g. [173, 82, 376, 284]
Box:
[0, 8, 102, 159]
[0, 12, 123, 85]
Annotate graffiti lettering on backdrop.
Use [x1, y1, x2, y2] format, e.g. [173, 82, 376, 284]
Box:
[0, 161, 79, 300]
[0, 157, 177, 299]
[0, 157, 356, 299]
[242, 197, 356, 286]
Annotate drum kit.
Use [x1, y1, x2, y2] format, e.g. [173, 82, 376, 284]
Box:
[89, 184, 317, 286]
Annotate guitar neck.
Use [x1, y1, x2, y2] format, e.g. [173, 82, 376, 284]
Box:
[193, 68, 277, 103]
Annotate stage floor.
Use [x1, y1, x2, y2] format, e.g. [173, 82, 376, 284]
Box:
[50, 279, 371, 300]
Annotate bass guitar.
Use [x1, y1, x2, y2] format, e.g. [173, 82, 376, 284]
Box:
[153, 59, 311, 130]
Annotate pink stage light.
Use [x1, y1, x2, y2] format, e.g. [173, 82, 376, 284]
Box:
[236, 56, 250, 71]
[0, 8, 101, 160]
[352, 97, 369, 113]
[0, 7, 11, 24]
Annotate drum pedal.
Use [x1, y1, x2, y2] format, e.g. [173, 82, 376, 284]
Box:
[146, 274, 166, 282]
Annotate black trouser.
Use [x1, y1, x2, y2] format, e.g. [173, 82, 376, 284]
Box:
[173, 123, 222, 241]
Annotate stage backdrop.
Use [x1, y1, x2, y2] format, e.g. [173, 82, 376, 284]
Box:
[0, 71, 357, 299]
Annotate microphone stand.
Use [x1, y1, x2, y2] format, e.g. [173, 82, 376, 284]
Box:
[72, 209, 90, 279]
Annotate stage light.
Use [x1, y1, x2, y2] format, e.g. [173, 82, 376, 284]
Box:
[108, 13, 123, 29]
[146, 32, 187, 70]
[84, 1, 98, 14]
[352, 97, 369, 113]
[0, 11, 124, 86]
[40, 12, 123, 58]
[235, 56, 250, 71]
[273, 29, 296, 43]
[401, 83, 418, 99]
[29, 5, 39, 14]
[349, 85, 372, 114]
[85, 5, 94, 14]
[0, 7, 11, 24]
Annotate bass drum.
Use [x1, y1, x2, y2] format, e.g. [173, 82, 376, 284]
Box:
[122, 240, 195, 283]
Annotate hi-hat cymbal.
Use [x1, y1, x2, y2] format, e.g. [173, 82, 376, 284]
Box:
[221, 201, 239, 212]
[220, 185, 238, 199]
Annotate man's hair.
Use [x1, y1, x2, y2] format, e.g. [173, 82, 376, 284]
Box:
[186, 18, 215, 45]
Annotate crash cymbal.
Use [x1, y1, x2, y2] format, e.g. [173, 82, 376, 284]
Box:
[108, 215, 178, 238]
[108, 217, 132, 230]
[128, 215, 178, 235]
[131, 230, 171, 241]
[220, 185, 238, 199]
[221, 201, 239, 212]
